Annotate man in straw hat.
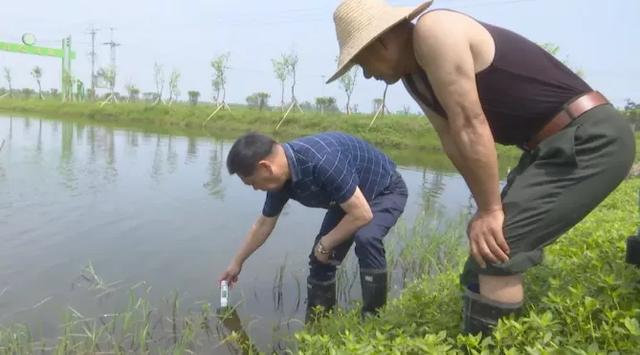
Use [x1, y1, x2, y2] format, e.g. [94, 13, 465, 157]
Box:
[327, 0, 634, 335]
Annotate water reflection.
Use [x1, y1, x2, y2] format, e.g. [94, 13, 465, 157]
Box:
[0, 117, 472, 212]
[186, 136, 198, 163]
[167, 136, 178, 174]
[58, 120, 77, 190]
[36, 119, 43, 155]
[0, 118, 10, 181]
[216, 307, 260, 355]
[126, 130, 139, 148]
[205, 140, 225, 199]
[151, 135, 164, 181]
[105, 127, 117, 184]
[1, 119, 231, 197]
[75, 122, 85, 141]
[51, 120, 58, 135]
[420, 168, 446, 215]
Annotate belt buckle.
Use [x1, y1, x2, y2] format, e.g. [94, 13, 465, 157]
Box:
[561, 103, 577, 121]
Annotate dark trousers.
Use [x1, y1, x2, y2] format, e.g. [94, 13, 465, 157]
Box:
[461, 104, 636, 286]
[309, 171, 408, 282]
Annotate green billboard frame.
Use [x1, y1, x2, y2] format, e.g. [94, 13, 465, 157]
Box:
[0, 36, 76, 101]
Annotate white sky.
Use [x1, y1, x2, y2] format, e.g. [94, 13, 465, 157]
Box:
[1, 0, 639, 112]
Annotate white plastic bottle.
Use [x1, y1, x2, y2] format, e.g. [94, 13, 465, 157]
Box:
[220, 280, 229, 308]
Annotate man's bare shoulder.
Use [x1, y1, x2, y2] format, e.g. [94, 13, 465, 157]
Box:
[414, 10, 472, 36]
[413, 10, 493, 72]
[412, 10, 471, 62]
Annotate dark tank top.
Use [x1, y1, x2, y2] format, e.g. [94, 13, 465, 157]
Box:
[403, 10, 591, 146]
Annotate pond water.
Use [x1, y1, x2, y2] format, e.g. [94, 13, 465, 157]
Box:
[0, 115, 475, 352]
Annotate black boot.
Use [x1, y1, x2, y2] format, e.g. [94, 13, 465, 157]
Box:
[462, 287, 522, 336]
[305, 276, 336, 324]
[626, 236, 640, 267]
[360, 269, 387, 318]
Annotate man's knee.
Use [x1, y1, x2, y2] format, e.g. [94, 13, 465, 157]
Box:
[353, 232, 387, 271]
[460, 250, 541, 294]
[479, 274, 524, 303]
[354, 232, 384, 256]
[355, 230, 379, 245]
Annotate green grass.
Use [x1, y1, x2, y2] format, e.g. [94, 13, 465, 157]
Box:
[295, 178, 640, 354]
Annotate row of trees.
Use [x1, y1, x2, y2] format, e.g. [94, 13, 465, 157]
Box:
[3, 43, 599, 117]
[267, 53, 361, 115]
[1, 51, 385, 115]
[2, 66, 43, 100]
[3, 65, 87, 102]
[245, 94, 340, 114]
[272, 52, 300, 112]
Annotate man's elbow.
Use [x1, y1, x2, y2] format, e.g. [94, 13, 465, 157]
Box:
[358, 208, 374, 226]
[449, 106, 489, 132]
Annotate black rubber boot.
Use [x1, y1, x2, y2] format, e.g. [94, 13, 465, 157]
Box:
[305, 276, 336, 324]
[626, 236, 640, 267]
[360, 269, 388, 318]
[462, 287, 522, 336]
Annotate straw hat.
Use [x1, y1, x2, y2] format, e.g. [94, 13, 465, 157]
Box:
[326, 0, 433, 84]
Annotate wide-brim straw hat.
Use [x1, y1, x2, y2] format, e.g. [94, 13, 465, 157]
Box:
[326, 0, 434, 84]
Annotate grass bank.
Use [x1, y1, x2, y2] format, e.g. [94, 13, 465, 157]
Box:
[296, 178, 640, 354]
[0, 98, 522, 170]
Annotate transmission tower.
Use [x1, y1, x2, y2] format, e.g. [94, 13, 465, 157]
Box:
[86, 26, 99, 100]
[102, 27, 120, 74]
[100, 27, 121, 105]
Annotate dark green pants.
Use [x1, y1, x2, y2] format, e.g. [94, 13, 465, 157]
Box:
[461, 104, 636, 286]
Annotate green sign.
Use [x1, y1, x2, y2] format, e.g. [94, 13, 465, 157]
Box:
[0, 37, 77, 101]
[0, 41, 75, 59]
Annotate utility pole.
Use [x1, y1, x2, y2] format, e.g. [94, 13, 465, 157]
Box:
[103, 27, 120, 70]
[102, 27, 120, 85]
[86, 26, 99, 100]
[100, 27, 120, 105]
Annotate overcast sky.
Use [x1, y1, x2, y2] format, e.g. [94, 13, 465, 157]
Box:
[1, 0, 638, 112]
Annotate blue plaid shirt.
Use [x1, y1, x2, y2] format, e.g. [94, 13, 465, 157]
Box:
[262, 132, 397, 217]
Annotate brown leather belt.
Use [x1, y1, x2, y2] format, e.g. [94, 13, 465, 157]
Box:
[522, 91, 609, 151]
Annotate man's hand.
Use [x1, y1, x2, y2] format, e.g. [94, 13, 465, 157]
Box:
[218, 262, 242, 288]
[467, 208, 510, 268]
[317, 187, 373, 250]
[219, 214, 278, 289]
[313, 240, 331, 264]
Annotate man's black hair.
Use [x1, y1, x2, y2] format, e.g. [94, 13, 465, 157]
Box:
[226, 132, 277, 177]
